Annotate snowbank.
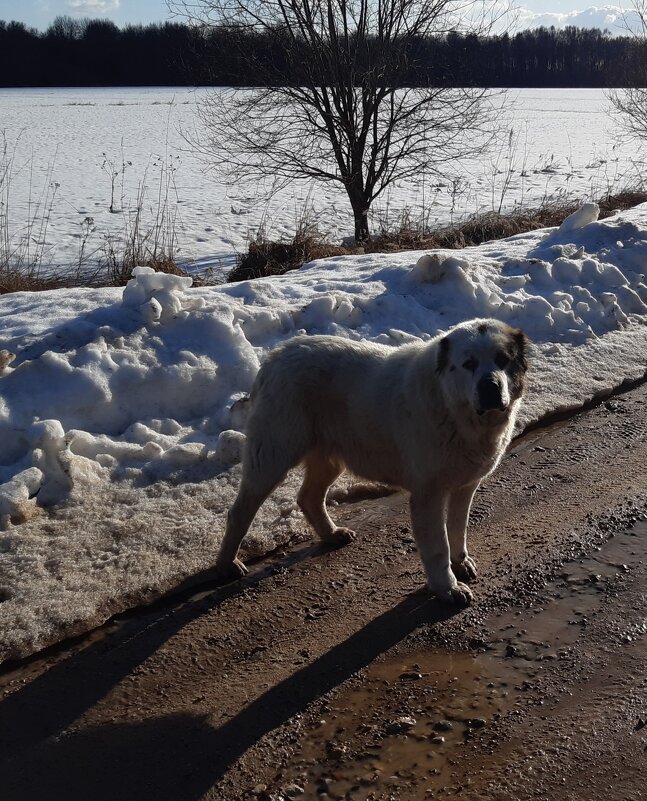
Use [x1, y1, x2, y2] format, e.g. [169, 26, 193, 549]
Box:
[2, 204, 647, 661]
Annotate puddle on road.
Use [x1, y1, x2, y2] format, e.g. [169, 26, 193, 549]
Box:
[296, 649, 516, 800]
[291, 524, 646, 801]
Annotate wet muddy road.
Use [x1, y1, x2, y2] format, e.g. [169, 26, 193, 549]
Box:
[1, 384, 647, 800]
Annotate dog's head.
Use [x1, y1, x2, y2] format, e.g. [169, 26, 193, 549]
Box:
[436, 318, 529, 423]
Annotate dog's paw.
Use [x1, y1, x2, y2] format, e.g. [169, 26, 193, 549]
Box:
[435, 581, 474, 607]
[451, 555, 478, 583]
[321, 527, 356, 545]
[215, 557, 248, 583]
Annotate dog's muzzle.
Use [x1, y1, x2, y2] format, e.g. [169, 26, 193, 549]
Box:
[477, 375, 508, 413]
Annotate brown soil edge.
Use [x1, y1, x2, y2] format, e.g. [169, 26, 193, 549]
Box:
[522, 365, 647, 434]
[2, 362, 647, 676]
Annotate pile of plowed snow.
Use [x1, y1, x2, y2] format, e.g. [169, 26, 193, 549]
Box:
[2, 202, 647, 661]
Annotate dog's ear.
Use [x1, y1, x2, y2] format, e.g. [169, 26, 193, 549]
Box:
[436, 335, 450, 374]
[511, 328, 529, 372]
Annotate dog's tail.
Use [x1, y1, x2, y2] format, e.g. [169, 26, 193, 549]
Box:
[229, 394, 251, 429]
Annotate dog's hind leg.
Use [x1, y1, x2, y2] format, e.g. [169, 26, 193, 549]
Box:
[410, 489, 473, 606]
[297, 452, 355, 545]
[447, 482, 479, 583]
[215, 430, 306, 582]
[215, 481, 269, 582]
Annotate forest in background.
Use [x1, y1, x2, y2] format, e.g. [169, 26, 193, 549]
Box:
[0, 17, 645, 88]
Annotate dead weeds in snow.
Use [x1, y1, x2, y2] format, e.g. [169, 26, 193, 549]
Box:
[229, 189, 647, 282]
[2, 189, 647, 294]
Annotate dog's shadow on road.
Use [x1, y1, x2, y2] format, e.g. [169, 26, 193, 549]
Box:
[0, 559, 458, 801]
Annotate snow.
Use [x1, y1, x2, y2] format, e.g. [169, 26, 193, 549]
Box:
[1, 201, 647, 661]
[1, 87, 643, 279]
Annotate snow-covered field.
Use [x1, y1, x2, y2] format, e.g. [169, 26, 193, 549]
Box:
[1, 87, 644, 277]
[2, 199, 647, 662]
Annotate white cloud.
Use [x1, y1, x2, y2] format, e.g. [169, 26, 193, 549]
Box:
[515, 5, 642, 36]
[66, 0, 120, 16]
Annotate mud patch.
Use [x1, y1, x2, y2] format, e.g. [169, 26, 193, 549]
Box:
[295, 650, 516, 800]
[285, 524, 646, 800]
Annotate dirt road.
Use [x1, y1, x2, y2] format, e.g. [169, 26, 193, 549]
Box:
[0, 382, 646, 800]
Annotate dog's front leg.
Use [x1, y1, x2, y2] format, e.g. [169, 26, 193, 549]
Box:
[447, 482, 479, 583]
[409, 490, 473, 606]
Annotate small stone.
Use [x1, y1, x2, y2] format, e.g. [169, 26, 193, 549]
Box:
[467, 718, 487, 729]
[505, 643, 527, 658]
[385, 716, 416, 735]
[325, 741, 348, 759]
[399, 671, 423, 681]
[282, 784, 305, 798]
[434, 720, 453, 732]
[430, 735, 446, 744]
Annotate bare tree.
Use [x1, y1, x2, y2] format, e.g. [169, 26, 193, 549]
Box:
[172, 1, 506, 242]
[608, 2, 647, 142]
[46, 16, 85, 39]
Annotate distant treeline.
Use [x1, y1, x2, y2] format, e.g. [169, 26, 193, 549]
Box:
[0, 16, 644, 88]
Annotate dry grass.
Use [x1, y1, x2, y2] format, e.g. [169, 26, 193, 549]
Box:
[228, 189, 647, 282]
[0, 268, 69, 295]
[1, 190, 646, 295]
[0, 136, 198, 295]
[229, 222, 352, 282]
[104, 254, 198, 287]
[598, 189, 647, 217]
[0, 256, 199, 296]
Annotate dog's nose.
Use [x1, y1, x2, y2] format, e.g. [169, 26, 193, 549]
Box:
[477, 375, 506, 411]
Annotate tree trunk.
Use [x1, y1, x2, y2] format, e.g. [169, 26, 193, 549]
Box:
[348, 189, 371, 243]
[353, 207, 370, 243]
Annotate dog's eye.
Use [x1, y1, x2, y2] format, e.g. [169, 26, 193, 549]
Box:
[495, 352, 509, 369]
[462, 357, 478, 371]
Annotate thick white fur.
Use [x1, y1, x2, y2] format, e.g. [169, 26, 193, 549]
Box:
[216, 317, 528, 605]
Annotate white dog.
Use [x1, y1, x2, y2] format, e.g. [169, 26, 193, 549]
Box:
[216, 318, 528, 605]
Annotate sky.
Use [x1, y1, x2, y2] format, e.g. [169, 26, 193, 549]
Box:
[0, 1, 637, 32]
[0, 0, 176, 30]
